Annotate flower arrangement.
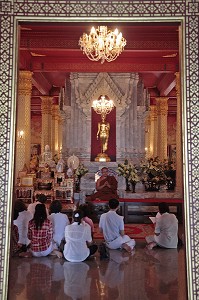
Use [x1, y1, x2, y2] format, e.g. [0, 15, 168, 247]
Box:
[74, 163, 88, 192]
[140, 156, 166, 184]
[117, 159, 140, 183]
[163, 159, 176, 179]
[75, 163, 89, 178]
[162, 159, 176, 190]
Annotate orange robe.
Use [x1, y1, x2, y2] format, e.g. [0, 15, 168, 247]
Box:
[90, 176, 118, 201]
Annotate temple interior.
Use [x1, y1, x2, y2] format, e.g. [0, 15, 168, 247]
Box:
[9, 21, 188, 299]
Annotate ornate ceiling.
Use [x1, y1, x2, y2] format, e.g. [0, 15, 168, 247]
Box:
[19, 21, 180, 115]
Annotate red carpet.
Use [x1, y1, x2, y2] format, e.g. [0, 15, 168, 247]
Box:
[93, 223, 155, 240]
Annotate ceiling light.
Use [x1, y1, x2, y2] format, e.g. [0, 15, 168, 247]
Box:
[92, 96, 114, 120]
[79, 26, 126, 64]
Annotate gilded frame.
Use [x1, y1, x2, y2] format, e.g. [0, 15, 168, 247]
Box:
[0, 1, 198, 299]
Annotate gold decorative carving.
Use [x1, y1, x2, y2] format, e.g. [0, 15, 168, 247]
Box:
[150, 105, 157, 121]
[41, 96, 53, 114]
[155, 97, 168, 160]
[51, 105, 60, 120]
[18, 71, 33, 96]
[175, 72, 183, 193]
[156, 97, 168, 116]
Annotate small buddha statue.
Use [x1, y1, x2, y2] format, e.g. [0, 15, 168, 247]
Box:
[67, 164, 73, 178]
[56, 153, 65, 173]
[42, 145, 52, 163]
[40, 145, 56, 168]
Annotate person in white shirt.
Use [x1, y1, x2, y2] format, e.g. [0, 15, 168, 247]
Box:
[146, 202, 178, 250]
[14, 200, 32, 248]
[48, 200, 70, 250]
[99, 198, 136, 253]
[27, 194, 49, 217]
[63, 210, 98, 262]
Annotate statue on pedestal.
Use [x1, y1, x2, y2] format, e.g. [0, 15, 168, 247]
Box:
[97, 117, 110, 154]
[95, 116, 111, 162]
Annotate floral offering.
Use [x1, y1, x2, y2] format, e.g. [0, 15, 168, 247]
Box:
[75, 164, 89, 178]
[117, 160, 140, 183]
[163, 159, 176, 180]
[140, 156, 166, 184]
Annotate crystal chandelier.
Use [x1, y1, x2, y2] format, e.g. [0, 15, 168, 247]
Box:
[92, 96, 114, 120]
[79, 26, 126, 64]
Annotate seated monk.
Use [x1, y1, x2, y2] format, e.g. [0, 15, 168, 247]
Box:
[88, 167, 119, 201]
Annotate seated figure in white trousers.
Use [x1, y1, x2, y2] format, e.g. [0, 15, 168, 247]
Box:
[145, 202, 178, 250]
[99, 198, 136, 253]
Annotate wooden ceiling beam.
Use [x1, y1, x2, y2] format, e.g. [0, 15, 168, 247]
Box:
[32, 73, 52, 95]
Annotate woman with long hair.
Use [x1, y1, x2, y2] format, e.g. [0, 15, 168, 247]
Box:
[28, 203, 62, 257]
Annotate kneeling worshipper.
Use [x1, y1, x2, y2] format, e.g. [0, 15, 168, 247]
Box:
[145, 202, 178, 250]
[88, 167, 119, 201]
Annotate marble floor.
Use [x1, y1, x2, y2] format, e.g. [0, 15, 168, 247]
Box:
[8, 239, 187, 300]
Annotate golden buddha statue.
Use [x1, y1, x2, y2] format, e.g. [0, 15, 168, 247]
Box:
[97, 117, 110, 153]
[95, 116, 111, 162]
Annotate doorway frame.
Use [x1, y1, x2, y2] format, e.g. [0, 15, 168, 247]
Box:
[0, 1, 197, 299]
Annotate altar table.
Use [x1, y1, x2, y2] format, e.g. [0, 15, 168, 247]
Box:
[92, 198, 183, 224]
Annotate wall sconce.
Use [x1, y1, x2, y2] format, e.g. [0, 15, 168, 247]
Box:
[17, 130, 24, 140]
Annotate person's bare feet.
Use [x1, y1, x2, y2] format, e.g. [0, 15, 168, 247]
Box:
[122, 243, 132, 253]
[147, 242, 157, 250]
[19, 251, 32, 258]
[51, 250, 63, 258]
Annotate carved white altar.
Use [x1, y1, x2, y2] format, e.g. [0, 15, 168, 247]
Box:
[60, 72, 149, 163]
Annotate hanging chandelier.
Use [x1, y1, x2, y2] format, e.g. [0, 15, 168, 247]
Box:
[92, 96, 114, 120]
[79, 26, 126, 64]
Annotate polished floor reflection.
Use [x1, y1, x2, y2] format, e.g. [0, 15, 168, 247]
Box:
[8, 240, 187, 300]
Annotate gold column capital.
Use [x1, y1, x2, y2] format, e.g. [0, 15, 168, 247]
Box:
[156, 97, 168, 116]
[51, 104, 60, 120]
[18, 71, 33, 96]
[150, 105, 157, 121]
[41, 96, 54, 114]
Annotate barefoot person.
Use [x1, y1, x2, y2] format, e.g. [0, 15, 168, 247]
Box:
[99, 198, 136, 252]
[145, 202, 178, 250]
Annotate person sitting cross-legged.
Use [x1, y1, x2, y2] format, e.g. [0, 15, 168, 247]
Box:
[145, 202, 178, 250]
[27, 193, 49, 217]
[48, 200, 70, 251]
[88, 167, 119, 201]
[99, 198, 136, 253]
[63, 209, 98, 262]
[14, 199, 32, 251]
[28, 204, 62, 258]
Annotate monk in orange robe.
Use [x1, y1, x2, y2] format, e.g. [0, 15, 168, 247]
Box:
[89, 167, 119, 201]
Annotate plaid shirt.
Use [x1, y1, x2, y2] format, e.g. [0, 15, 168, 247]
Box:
[28, 219, 53, 252]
